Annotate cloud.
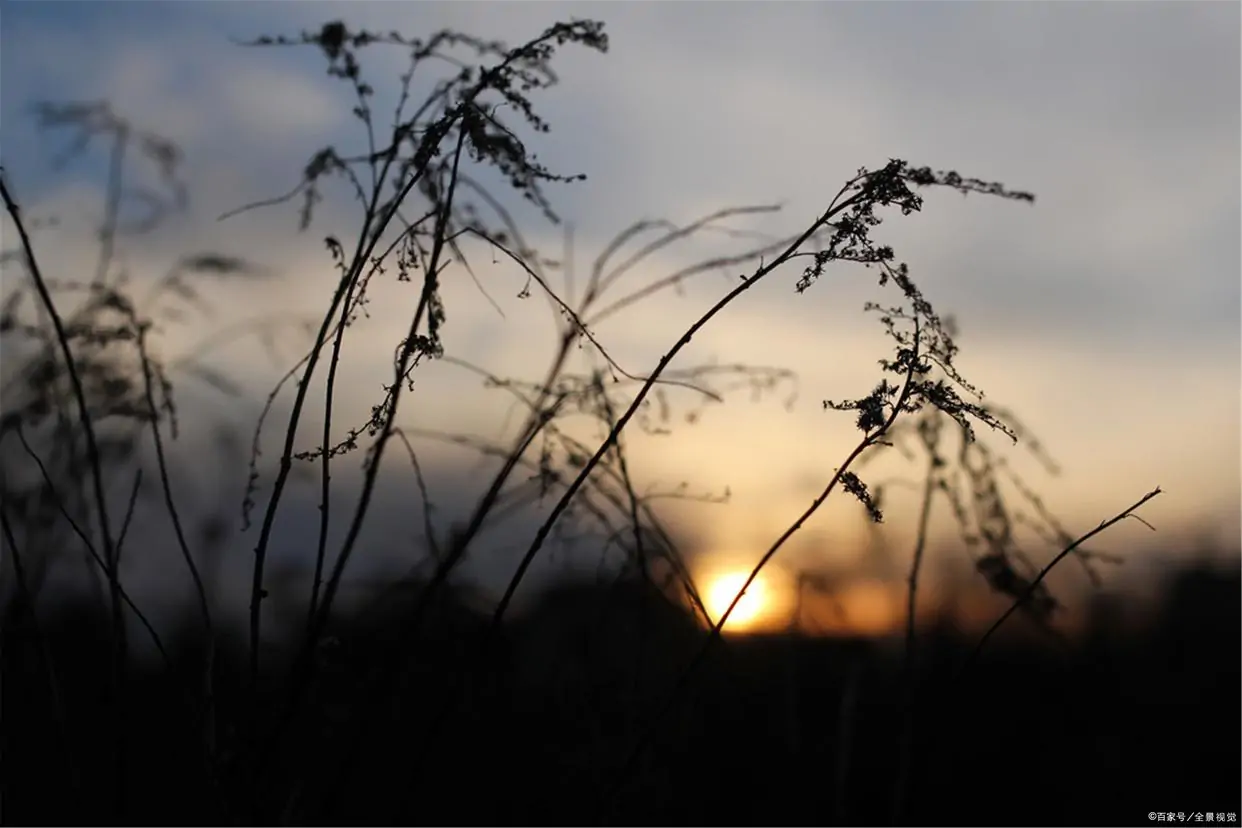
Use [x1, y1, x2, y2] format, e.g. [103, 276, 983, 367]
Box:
[3, 2, 1236, 628]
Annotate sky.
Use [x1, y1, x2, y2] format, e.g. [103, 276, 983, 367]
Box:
[2, 1, 1238, 642]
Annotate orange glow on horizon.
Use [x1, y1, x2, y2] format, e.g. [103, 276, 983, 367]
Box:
[689, 561, 1105, 641]
[704, 571, 772, 632]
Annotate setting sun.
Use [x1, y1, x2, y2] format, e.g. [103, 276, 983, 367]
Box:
[705, 571, 769, 631]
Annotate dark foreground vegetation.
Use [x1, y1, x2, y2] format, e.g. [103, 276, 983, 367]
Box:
[3, 556, 1237, 826]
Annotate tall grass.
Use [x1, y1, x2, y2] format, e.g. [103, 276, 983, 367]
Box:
[0, 16, 1170, 824]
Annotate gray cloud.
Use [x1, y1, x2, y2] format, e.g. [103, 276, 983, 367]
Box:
[3, 2, 1237, 631]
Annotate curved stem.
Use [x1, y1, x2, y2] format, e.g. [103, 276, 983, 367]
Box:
[957, 486, 1161, 679]
[490, 187, 865, 630]
[602, 316, 924, 816]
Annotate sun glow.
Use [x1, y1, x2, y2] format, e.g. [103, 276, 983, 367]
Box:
[705, 571, 769, 631]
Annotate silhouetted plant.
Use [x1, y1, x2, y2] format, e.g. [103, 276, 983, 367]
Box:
[2, 14, 1178, 827]
[213, 15, 1170, 822]
[225, 19, 610, 690]
[1, 102, 306, 819]
[850, 316, 1144, 823]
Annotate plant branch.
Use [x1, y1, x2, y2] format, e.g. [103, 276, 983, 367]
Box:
[489, 184, 867, 630]
[958, 486, 1162, 678]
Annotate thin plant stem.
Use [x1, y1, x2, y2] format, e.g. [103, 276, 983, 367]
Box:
[891, 411, 942, 825]
[0, 174, 126, 814]
[602, 316, 924, 816]
[10, 427, 171, 666]
[957, 486, 1161, 679]
[134, 324, 219, 789]
[490, 184, 866, 629]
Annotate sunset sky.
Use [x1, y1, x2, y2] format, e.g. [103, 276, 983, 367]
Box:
[2, 2, 1238, 641]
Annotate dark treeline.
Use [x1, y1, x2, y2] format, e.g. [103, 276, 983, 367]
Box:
[2, 555, 1238, 826]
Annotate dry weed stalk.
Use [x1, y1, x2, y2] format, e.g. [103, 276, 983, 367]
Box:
[2, 103, 300, 819]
